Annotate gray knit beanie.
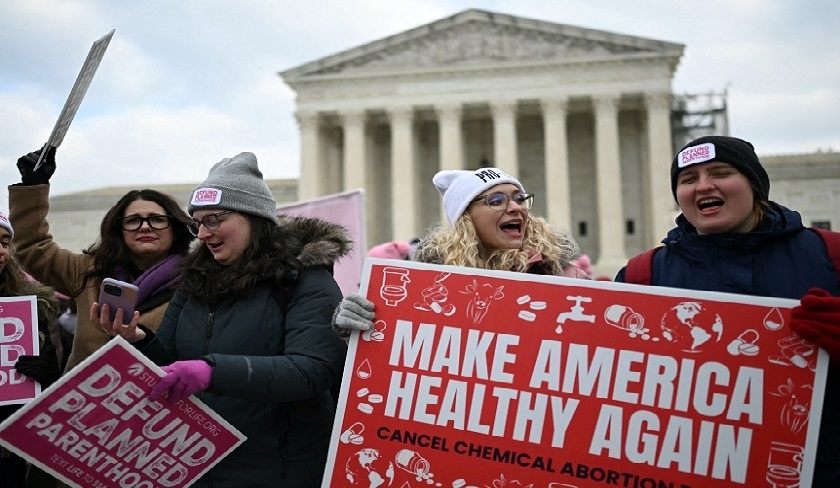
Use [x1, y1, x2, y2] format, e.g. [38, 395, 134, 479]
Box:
[188, 152, 277, 220]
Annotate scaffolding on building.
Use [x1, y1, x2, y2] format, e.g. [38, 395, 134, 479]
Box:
[671, 90, 729, 153]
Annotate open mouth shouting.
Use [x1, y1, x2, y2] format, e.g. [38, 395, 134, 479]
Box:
[500, 219, 524, 237]
[697, 197, 724, 212]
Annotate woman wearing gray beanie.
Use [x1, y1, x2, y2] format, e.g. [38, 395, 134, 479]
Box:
[98, 152, 352, 487]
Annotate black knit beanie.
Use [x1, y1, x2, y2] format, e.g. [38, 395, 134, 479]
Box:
[670, 136, 770, 202]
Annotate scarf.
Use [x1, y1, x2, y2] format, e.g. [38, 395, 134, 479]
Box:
[114, 254, 184, 305]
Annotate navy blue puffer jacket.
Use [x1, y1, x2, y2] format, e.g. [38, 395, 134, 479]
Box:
[616, 203, 840, 486]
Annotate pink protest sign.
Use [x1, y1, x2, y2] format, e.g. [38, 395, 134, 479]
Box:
[0, 337, 246, 488]
[323, 259, 827, 488]
[276, 189, 366, 295]
[0, 296, 41, 405]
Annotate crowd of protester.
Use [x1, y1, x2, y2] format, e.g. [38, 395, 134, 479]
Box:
[2, 136, 839, 486]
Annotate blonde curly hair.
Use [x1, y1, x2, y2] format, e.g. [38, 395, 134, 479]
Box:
[413, 213, 580, 274]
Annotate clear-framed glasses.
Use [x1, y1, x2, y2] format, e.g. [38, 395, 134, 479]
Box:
[119, 214, 174, 231]
[471, 192, 534, 211]
[187, 211, 233, 236]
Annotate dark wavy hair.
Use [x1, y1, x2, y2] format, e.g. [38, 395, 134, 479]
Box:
[179, 214, 301, 303]
[76, 189, 193, 296]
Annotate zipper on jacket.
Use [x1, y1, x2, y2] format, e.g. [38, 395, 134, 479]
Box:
[198, 310, 216, 405]
[203, 311, 215, 355]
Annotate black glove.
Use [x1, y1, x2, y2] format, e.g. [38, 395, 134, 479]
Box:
[15, 344, 60, 387]
[16, 145, 57, 186]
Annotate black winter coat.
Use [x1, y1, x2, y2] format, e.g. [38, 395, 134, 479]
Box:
[141, 216, 351, 487]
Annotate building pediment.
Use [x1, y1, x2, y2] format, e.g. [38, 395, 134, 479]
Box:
[281, 9, 684, 81]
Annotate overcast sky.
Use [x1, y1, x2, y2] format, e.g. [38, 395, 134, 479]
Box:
[1, 0, 838, 207]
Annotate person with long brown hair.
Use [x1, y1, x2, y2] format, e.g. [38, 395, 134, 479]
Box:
[99, 152, 350, 487]
[8, 147, 194, 372]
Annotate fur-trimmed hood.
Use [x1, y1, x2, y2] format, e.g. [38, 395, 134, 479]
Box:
[275, 215, 354, 268]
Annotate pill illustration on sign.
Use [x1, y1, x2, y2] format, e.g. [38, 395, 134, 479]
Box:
[518, 310, 536, 321]
[517, 295, 531, 305]
[530, 301, 546, 310]
[358, 403, 374, 414]
[340, 422, 365, 445]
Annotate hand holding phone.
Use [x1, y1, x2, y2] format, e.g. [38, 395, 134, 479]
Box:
[98, 278, 139, 323]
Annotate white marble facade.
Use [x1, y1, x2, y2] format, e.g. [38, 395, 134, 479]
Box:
[38, 10, 839, 280]
[280, 9, 685, 276]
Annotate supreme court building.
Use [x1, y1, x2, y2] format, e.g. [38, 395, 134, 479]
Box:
[280, 9, 685, 274]
[40, 9, 840, 281]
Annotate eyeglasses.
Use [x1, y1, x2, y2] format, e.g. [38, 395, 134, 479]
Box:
[187, 211, 233, 236]
[119, 215, 174, 231]
[471, 192, 534, 210]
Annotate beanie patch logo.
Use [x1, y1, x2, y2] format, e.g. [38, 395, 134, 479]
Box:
[474, 168, 508, 183]
[191, 188, 222, 206]
[678, 143, 716, 169]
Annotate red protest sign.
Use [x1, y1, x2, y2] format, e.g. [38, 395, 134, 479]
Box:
[0, 296, 41, 405]
[323, 259, 828, 488]
[0, 337, 246, 488]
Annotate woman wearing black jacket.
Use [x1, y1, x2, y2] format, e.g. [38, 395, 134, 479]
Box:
[97, 153, 351, 487]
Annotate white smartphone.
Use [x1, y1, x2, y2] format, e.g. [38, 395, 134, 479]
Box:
[99, 278, 139, 322]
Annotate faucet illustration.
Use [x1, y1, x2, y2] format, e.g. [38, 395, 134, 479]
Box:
[556, 295, 595, 333]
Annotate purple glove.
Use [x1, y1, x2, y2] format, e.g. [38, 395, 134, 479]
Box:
[150, 360, 212, 404]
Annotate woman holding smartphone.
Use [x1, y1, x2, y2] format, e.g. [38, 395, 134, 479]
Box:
[8, 146, 195, 373]
[99, 152, 351, 487]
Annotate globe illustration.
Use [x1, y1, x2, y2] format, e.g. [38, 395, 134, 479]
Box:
[660, 301, 723, 352]
[345, 448, 395, 487]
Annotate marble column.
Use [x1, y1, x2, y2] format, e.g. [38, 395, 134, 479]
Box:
[340, 109, 367, 192]
[437, 103, 464, 222]
[437, 104, 464, 171]
[645, 92, 675, 248]
[541, 97, 572, 232]
[295, 111, 321, 201]
[388, 106, 417, 241]
[592, 94, 627, 271]
[490, 100, 518, 175]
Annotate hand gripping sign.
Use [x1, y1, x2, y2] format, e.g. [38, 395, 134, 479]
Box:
[34, 29, 115, 171]
[323, 259, 828, 488]
[0, 337, 245, 488]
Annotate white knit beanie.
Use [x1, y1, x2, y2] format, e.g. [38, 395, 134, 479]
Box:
[188, 152, 277, 221]
[0, 211, 13, 239]
[433, 167, 525, 225]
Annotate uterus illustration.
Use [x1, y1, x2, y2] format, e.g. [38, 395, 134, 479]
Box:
[379, 267, 411, 306]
